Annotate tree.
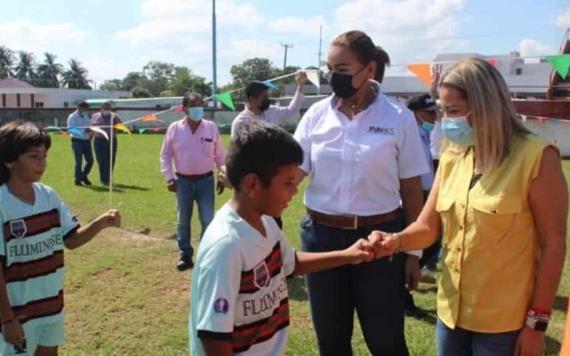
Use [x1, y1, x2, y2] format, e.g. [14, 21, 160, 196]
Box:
[142, 61, 175, 96]
[100, 79, 124, 91]
[230, 58, 275, 89]
[15, 51, 36, 83]
[62, 59, 91, 89]
[122, 72, 147, 92]
[36, 52, 63, 88]
[0, 46, 14, 79]
[170, 66, 211, 96]
[131, 86, 151, 98]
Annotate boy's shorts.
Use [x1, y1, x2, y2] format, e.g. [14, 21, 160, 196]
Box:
[0, 320, 64, 355]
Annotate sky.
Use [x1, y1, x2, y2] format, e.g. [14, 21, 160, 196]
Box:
[0, 0, 569, 87]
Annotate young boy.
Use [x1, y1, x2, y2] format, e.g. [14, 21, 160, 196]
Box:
[0, 121, 120, 355]
[190, 121, 376, 355]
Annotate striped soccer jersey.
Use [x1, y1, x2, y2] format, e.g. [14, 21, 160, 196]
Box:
[0, 183, 78, 327]
[190, 204, 296, 356]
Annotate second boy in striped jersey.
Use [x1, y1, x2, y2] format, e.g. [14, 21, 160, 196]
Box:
[0, 121, 120, 355]
[190, 122, 379, 356]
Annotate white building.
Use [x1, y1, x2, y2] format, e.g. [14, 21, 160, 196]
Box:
[0, 79, 129, 109]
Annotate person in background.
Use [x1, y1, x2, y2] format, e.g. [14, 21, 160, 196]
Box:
[160, 93, 226, 271]
[91, 101, 122, 186]
[294, 30, 429, 355]
[230, 71, 307, 139]
[67, 101, 93, 186]
[372, 57, 567, 356]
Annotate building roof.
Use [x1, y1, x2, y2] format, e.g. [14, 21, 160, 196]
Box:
[0, 79, 34, 89]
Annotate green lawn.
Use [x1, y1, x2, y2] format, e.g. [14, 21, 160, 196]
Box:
[38, 134, 568, 355]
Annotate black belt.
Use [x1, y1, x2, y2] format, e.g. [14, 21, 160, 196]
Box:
[176, 171, 213, 180]
[306, 208, 402, 230]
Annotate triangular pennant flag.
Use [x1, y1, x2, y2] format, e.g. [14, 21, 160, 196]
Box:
[406, 63, 432, 86]
[114, 123, 132, 134]
[262, 80, 278, 90]
[215, 92, 236, 111]
[142, 113, 158, 122]
[547, 54, 570, 79]
[68, 128, 84, 138]
[172, 104, 185, 112]
[487, 58, 497, 67]
[306, 70, 320, 89]
[89, 126, 109, 140]
[138, 128, 148, 134]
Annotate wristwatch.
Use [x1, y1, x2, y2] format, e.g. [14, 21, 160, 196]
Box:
[525, 310, 550, 332]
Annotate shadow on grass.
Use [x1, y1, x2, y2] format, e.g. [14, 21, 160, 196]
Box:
[287, 276, 308, 301]
[554, 295, 568, 312]
[408, 308, 438, 326]
[84, 185, 124, 193]
[114, 183, 150, 191]
[546, 335, 561, 354]
[415, 285, 438, 294]
[167, 233, 177, 240]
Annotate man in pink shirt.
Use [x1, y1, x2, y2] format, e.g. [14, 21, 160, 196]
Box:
[160, 93, 226, 271]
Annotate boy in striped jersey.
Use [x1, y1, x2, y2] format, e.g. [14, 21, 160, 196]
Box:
[0, 121, 120, 355]
[190, 121, 377, 356]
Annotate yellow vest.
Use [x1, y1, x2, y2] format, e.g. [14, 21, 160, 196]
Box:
[436, 134, 553, 332]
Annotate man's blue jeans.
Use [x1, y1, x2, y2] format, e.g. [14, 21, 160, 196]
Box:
[176, 175, 215, 259]
[436, 318, 520, 356]
[71, 138, 93, 182]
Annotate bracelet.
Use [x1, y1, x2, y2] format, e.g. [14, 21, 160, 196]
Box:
[1, 317, 16, 325]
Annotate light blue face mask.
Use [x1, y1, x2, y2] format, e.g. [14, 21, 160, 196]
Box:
[187, 107, 204, 122]
[442, 116, 474, 146]
[421, 121, 435, 133]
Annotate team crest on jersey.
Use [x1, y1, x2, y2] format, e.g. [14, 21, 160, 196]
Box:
[9, 219, 27, 239]
[253, 261, 270, 289]
[213, 298, 229, 314]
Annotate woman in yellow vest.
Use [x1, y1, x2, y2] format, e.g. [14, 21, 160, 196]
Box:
[371, 58, 567, 356]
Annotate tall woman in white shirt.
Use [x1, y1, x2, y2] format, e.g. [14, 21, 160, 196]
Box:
[294, 30, 429, 356]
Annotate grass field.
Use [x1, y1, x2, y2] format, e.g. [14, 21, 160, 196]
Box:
[37, 134, 568, 355]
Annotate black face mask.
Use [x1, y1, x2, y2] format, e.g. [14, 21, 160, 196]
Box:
[330, 66, 368, 99]
[259, 98, 271, 112]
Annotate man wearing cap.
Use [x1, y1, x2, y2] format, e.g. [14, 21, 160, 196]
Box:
[230, 71, 307, 138]
[91, 101, 123, 186]
[67, 101, 94, 186]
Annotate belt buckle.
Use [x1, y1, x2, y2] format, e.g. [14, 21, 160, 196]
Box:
[344, 216, 357, 230]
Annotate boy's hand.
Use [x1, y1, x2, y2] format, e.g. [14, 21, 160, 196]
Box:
[368, 230, 400, 258]
[345, 239, 375, 264]
[167, 180, 177, 193]
[97, 209, 121, 228]
[2, 318, 24, 349]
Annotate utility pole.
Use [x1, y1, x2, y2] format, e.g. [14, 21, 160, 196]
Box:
[211, 0, 218, 108]
[318, 25, 323, 69]
[280, 43, 293, 71]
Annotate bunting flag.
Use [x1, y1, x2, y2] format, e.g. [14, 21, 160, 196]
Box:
[215, 91, 236, 111]
[114, 123, 132, 134]
[89, 126, 109, 140]
[138, 128, 148, 134]
[68, 128, 84, 138]
[262, 80, 278, 89]
[306, 70, 320, 89]
[142, 113, 158, 122]
[487, 58, 497, 67]
[406, 63, 432, 86]
[547, 54, 570, 79]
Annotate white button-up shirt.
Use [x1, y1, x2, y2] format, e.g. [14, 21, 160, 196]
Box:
[231, 88, 305, 138]
[294, 90, 430, 217]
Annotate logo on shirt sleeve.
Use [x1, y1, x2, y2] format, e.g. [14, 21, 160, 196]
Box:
[253, 262, 270, 289]
[9, 220, 27, 239]
[214, 298, 229, 314]
[368, 126, 395, 135]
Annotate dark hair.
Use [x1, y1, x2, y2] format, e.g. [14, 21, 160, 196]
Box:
[245, 81, 270, 100]
[0, 121, 51, 184]
[226, 121, 303, 191]
[77, 101, 89, 109]
[332, 31, 391, 83]
[182, 92, 202, 107]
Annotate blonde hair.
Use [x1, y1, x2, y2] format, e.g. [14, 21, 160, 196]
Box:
[440, 58, 531, 172]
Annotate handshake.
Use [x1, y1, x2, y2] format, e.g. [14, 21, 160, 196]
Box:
[346, 231, 403, 264]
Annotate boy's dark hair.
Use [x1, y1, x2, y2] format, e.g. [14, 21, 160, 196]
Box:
[226, 121, 303, 191]
[0, 121, 51, 185]
[245, 81, 270, 100]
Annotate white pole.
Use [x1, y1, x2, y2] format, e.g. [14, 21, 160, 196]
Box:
[109, 117, 114, 208]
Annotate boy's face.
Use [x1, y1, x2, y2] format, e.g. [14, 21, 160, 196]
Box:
[254, 164, 299, 217]
[6, 145, 47, 183]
